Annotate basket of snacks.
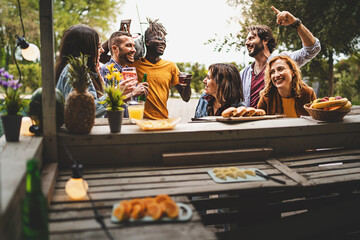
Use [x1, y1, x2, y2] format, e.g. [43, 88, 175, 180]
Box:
[304, 96, 352, 122]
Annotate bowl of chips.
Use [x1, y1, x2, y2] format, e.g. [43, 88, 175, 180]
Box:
[132, 117, 181, 131]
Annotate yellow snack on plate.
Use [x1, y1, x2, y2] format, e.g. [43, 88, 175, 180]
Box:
[222, 169, 230, 175]
[234, 170, 247, 179]
[244, 169, 255, 176]
[215, 172, 226, 180]
[212, 168, 222, 173]
[133, 117, 181, 131]
[225, 171, 237, 179]
[228, 167, 239, 172]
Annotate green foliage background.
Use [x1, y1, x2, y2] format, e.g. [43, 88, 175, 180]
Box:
[210, 0, 360, 102]
[0, 0, 123, 92]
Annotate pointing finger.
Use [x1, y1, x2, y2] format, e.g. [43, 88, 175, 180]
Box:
[271, 6, 281, 14]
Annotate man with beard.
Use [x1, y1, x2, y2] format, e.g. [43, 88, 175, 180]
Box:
[129, 18, 192, 119]
[100, 31, 149, 117]
[242, 6, 321, 108]
[100, 31, 149, 102]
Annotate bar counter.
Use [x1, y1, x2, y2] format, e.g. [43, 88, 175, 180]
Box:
[58, 115, 360, 168]
[51, 113, 360, 239]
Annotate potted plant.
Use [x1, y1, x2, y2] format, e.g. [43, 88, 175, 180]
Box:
[0, 68, 26, 141]
[100, 63, 125, 133]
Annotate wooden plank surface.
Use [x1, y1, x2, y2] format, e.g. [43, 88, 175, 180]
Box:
[266, 158, 313, 186]
[49, 194, 216, 240]
[49, 159, 294, 240]
[162, 147, 273, 165]
[41, 162, 58, 205]
[49, 148, 360, 239]
[0, 136, 43, 240]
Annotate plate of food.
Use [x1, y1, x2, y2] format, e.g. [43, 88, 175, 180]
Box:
[133, 117, 181, 131]
[207, 167, 267, 183]
[111, 194, 193, 223]
[216, 106, 285, 122]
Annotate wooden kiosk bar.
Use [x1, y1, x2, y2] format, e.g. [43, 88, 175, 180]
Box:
[47, 115, 360, 239]
[1, 2, 360, 240]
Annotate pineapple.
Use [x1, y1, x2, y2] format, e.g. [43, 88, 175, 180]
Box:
[64, 54, 95, 134]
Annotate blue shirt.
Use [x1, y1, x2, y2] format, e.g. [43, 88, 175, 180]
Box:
[56, 64, 107, 118]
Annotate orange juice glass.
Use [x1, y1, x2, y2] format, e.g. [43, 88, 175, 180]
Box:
[128, 101, 145, 122]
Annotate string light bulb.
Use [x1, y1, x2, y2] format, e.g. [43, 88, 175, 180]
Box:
[16, 36, 40, 61]
[65, 163, 89, 200]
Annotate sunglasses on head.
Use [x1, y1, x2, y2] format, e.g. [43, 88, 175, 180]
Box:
[148, 36, 166, 42]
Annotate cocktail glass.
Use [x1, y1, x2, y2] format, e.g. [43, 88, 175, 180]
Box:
[178, 72, 192, 86]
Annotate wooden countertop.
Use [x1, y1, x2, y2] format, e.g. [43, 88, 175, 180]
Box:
[57, 115, 360, 168]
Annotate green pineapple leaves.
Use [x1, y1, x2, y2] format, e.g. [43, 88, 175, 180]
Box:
[67, 53, 91, 93]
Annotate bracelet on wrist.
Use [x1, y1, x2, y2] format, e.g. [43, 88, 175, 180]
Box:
[289, 18, 302, 29]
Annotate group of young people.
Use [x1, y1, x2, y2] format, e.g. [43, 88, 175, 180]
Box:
[55, 6, 321, 121]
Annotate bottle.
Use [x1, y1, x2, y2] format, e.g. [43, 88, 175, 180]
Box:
[22, 159, 49, 240]
[138, 73, 147, 102]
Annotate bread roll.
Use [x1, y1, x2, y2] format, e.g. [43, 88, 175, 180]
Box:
[243, 107, 256, 117]
[221, 107, 237, 117]
[254, 109, 266, 116]
[233, 106, 247, 117]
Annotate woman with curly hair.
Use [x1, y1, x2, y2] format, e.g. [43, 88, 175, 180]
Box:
[257, 55, 316, 117]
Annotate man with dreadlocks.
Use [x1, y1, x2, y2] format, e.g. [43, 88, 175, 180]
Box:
[129, 18, 192, 120]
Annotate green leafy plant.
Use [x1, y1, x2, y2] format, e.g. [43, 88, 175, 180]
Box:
[9, 63, 42, 93]
[0, 68, 26, 115]
[67, 53, 91, 93]
[100, 63, 125, 111]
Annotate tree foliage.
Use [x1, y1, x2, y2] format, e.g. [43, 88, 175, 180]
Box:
[220, 0, 360, 96]
[227, 0, 360, 55]
[0, 0, 123, 92]
[334, 53, 360, 104]
[53, 0, 124, 51]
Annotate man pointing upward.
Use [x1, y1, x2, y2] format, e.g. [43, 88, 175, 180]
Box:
[241, 6, 321, 108]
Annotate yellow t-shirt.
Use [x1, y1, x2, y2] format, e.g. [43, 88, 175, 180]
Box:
[130, 58, 180, 119]
[281, 97, 298, 118]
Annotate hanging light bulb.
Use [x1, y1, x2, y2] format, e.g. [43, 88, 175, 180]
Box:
[16, 36, 40, 61]
[21, 43, 40, 61]
[65, 163, 89, 200]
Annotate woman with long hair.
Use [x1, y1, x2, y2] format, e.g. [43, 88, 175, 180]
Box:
[55, 24, 106, 117]
[258, 55, 316, 117]
[195, 63, 245, 117]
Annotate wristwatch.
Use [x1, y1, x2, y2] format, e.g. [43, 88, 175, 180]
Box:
[289, 18, 302, 29]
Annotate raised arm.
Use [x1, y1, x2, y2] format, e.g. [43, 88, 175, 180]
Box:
[271, 6, 316, 47]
